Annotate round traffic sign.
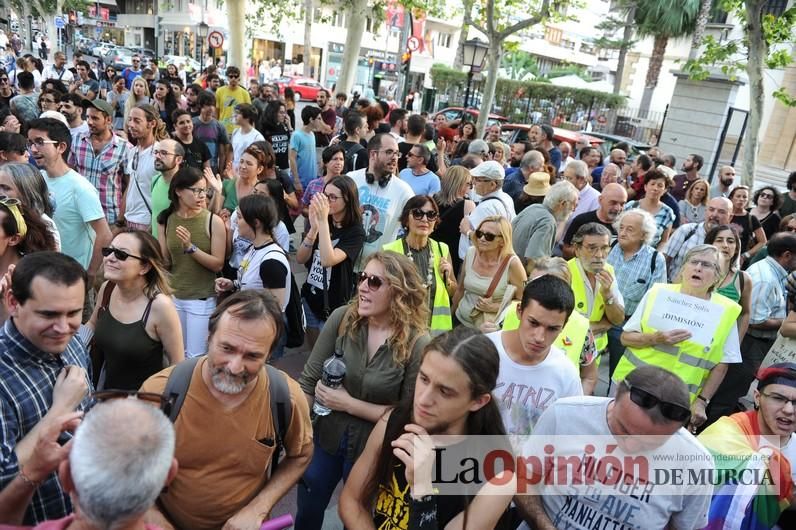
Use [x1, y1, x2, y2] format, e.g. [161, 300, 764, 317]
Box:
[407, 36, 420, 52]
[208, 31, 224, 49]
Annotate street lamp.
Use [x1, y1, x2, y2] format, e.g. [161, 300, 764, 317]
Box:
[198, 21, 209, 76]
[461, 38, 489, 110]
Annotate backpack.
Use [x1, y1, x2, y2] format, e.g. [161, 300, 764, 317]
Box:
[163, 356, 293, 474]
[343, 142, 366, 174]
[264, 246, 306, 348]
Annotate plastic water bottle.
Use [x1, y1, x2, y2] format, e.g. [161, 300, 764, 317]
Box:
[313, 350, 346, 416]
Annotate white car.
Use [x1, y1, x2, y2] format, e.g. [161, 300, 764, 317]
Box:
[92, 42, 117, 57]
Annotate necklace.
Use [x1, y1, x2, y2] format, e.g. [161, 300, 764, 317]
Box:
[404, 238, 435, 289]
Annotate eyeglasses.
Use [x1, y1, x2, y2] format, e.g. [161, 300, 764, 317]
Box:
[325, 192, 341, 202]
[358, 271, 385, 290]
[26, 138, 59, 149]
[187, 187, 208, 197]
[40, 98, 56, 104]
[759, 193, 775, 199]
[622, 380, 691, 423]
[152, 149, 176, 157]
[581, 244, 611, 255]
[0, 78, 9, 84]
[407, 152, 422, 159]
[761, 391, 796, 409]
[473, 177, 491, 184]
[411, 208, 438, 221]
[132, 60, 140, 63]
[378, 149, 399, 158]
[90, 390, 175, 416]
[0, 196, 20, 207]
[687, 258, 717, 270]
[101, 246, 144, 261]
[475, 229, 502, 242]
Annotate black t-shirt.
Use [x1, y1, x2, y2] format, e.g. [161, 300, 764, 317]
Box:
[262, 124, 291, 171]
[732, 212, 762, 253]
[563, 210, 617, 245]
[432, 199, 466, 277]
[177, 137, 211, 170]
[301, 223, 366, 319]
[341, 140, 369, 172]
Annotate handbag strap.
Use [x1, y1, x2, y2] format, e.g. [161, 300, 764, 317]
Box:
[484, 255, 512, 299]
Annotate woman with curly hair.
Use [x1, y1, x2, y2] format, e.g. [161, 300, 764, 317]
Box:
[296, 251, 432, 530]
[750, 185, 782, 240]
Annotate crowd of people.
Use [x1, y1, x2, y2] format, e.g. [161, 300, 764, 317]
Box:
[0, 49, 795, 530]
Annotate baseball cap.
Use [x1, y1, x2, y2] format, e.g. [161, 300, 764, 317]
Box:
[468, 139, 489, 156]
[470, 160, 505, 181]
[82, 98, 113, 117]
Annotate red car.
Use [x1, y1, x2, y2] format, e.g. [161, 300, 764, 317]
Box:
[274, 76, 327, 101]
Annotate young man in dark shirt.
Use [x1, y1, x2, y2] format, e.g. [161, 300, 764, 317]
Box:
[172, 108, 210, 170]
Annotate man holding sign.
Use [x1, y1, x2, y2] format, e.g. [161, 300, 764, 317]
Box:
[615, 244, 742, 433]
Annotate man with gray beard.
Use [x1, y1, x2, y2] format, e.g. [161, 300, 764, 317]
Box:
[141, 290, 313, 530]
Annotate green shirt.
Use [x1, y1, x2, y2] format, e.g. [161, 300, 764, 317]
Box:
[222, 178, 238, 212]
[299, 306, 430, 459]
[150, 172, 168, 237]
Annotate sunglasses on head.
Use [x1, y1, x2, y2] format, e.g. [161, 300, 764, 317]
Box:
[90, 390, 175, 416]
[101, 246, 144, 261]
[358, 271, 385, 290]
[623, 380, 691, 423]
[475, 229, 501, 242]
[411, 208, 438, 221]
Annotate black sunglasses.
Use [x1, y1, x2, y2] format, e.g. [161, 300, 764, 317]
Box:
[91, 390, 175, 416]
[102, 246, 144, 261]
[623, 380, 691, 423]
[358, 271, 385, 290]
[475, 229, 501, 242]
[411, 208, 438, 221]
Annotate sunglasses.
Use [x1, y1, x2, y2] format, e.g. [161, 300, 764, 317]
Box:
[358, 271, 385, 290]
[91, 390, 175, 416]
[622, 380, 691, 423]
[228, 74, 239, 78]
[101, 246, 144, 261]
[411, 208, 438, 221]
[475, 229, 501, 242]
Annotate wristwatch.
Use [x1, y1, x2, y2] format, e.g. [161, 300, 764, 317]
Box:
[605, 296, 615, 305]
[697, 394, 710, 405]
[184, 244, 198, 254]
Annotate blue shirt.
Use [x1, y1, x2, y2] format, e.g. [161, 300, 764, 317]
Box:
[747, 256, 788, 338]
[607, 244, 667, 316]
[0, 319, 93, 524]
[502, 168, 525, 200]
[289, 129, 317, 188]
[398, 167, 441, 196]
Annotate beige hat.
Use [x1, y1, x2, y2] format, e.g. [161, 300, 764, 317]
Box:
[523, 171, 551, 197]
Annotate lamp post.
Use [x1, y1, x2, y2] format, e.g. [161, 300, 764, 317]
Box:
[198, 22, 209, 75]
[461, 38, 489, 110]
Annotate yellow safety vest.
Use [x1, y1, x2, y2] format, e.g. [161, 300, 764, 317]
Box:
[383, 238, 452, 335]
[567, 259, 614, 352]
[502, 301, 591, 368]
[612, 283, 741, 404]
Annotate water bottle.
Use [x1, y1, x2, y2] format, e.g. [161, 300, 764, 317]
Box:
[313, 350, 346, 416]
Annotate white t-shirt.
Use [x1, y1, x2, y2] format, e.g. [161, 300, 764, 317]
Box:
[623, 290, 741, 364]
[69, 121, 89, 141]
[349, 168, 414, 269]
[529, 396, 713, 530]
[231, 127, 265, 169]
[124, 144, 156, 226]
[487, 331, 582, 435]
[469, 189, 516, 230]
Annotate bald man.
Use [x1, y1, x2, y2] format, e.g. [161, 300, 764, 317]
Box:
[710, 165, 736, 198]
[591, 148, 628, 183]
[562, 183, 628, 259]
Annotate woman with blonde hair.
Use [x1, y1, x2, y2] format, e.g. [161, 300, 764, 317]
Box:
[678, 177, 709, 224]
[87, 229, 184, 390]
[431, 165, 474, 277]
[297, 251, 431, 530]
[124, 77, 151, 128]
[452, 215, 527, 329]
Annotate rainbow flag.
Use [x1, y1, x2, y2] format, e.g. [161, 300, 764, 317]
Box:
[699, 411, 792, 530]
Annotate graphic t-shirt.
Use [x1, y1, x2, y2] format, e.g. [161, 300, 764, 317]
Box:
[44, 169, 105, 268]
[487, 331, 582, 435]
[528, 396, 713, 530]
[262, 124, 291, 170]
[192, 117, 229, 172]
[177, 137, 211, 170]
[349, 168, 415, 269]
[215, 85, 251, 135]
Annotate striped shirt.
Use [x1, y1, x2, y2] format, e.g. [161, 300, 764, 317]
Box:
[0, 319, 93, 524]
[607, 243, 667, 316]
[68, 132, 131, 224]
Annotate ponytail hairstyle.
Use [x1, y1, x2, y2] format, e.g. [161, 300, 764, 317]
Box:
[0, 201, 56, 254]
[363, 327, 509, 522]
[325, 175, 361, 228]
[238, 193, 278, 239]
[156, 166, 205, 226]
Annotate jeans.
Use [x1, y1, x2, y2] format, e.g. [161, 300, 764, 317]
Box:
[173, 297, 216, 358]
[270, 314, 288, 361]
[295, 432, 355, 530]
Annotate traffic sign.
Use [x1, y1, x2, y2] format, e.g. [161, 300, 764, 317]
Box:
[407, 36, 420, 52]
[208, 31, 224, 49]
[55, 16, 65, 29]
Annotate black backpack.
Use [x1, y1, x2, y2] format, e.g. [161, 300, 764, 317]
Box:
[343, 142, 366, 174]
[163, 356, 293, 473]
[264, 246, 306, 348]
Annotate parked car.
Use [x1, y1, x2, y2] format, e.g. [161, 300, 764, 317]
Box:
[75, 38, 98, 56]
[579, 131, 651, 159]
[501, 124, 605, 149]
[105, 49, 136, 70]
[275, 76, 327, 101]
[433, 107, 508, 128]
[127, 47, 156, 60]
[92, 42, 119, 58]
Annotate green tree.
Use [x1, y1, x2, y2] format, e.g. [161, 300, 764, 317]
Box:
[502, 48, 540, 81]
[465, 0, 571, 135]
[684, 0, 796, 185]
[635, 0, 701, 114]
[11, 0, 86, 52]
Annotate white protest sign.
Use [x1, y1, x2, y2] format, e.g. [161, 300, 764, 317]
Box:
[647, 291, 723, 347]
[759, 333, 796, 368]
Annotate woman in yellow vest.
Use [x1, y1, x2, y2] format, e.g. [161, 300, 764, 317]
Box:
[383, 195, 456, 335]
[616, 244, 742, 432]
[501, 257, 599, 394]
